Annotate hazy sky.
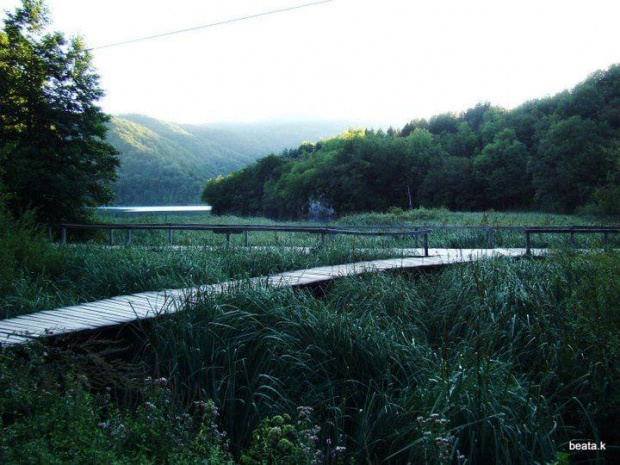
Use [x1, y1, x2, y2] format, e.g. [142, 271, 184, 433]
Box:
[1, 0, 619, 127]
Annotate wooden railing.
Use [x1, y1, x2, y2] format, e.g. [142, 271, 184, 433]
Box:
[523, 227, 620, 255]
[333, 224, 620, 249]
[47, 223, 620, 257]
[48, 223, 433, 257]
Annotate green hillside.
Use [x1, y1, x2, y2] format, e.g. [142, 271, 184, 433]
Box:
[107, 115, 350, 205]
[203, 64, 620, 219]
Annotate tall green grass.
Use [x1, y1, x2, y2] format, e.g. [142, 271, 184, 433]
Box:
[338, 206, 610, 227]
[139, 252, 620, 463]
[0, 243, 403, 319]
[86, 207, 619, 249]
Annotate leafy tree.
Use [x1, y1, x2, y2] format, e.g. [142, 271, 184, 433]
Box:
[0, 0, 119, 222]
[530, 116, 608, 212]
[418, 156, 480, 210]
[461, 102, 492, 132]
[473, 129, 531, 209]
[478, 106, 508, 145]
[428, 113, 459, 135]
[591, 140, 620, 216]
[400, 118, 429, 137]
[203, 64, 620, 218]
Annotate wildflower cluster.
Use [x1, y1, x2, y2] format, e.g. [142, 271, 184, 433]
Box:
[241, 406, 346, 464]
[417, 414, 465, 464]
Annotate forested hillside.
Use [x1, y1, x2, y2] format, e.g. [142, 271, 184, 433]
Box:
[203, 65, 620, 218]
[107, 115, 350, 205]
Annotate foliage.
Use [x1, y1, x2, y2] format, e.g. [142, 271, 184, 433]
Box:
[591, 140, 620, 218]
[107, 115, 350, 206]
[240, 408, 343, 465]
[4, 208, 614, 320]
[1, 210, 619, 462]
[338, 206, 594, 226]
[0, 234, 404, 319]
[204, 64, 620, 218]
[0, 346, 232, 464]
[0, 205, 64, 293]
[531, 116, 610, 212]
[473, 129, 532, 209]
[0, 0, 119, 222]
[134, 252, 620, 463]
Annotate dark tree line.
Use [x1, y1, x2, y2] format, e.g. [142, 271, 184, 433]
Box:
[203, 65, 620, 218]
[0, 0, 118, 223]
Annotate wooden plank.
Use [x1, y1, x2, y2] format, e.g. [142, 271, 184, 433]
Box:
[110, 295, 158, 307]
[82, 300, 140, 315]
[43, 307, 123, 325]
[123, 297, 176, 315]
[8, 313, 97, 330]
[0, 327, 46, 340]
[0, 318, 53, 332]
[281, 271, 336, 281]
[57, 305, 130, 323]
[0, 332, 33, 345]
[0, 249, 548, 346]
[106, 299, 159, 317]
[26, 308, 105, 327]
[78, 303, 139, 321]
[126, 292, 163, 301]
[268, 275, 318, 287]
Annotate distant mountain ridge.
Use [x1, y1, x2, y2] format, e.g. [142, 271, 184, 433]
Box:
[106, 114, 351, 205]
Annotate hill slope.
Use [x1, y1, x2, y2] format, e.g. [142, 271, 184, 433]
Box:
[106, 115, 350, 205]
[203, 64, 620, 218]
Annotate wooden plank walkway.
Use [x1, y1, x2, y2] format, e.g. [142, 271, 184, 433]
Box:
[0, 248, 543, 346]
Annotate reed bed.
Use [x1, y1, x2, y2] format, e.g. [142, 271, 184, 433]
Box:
[0, 243, 402, 319]
[138, 251, 620, 463]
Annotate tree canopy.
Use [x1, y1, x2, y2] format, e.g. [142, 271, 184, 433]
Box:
[106, 115, 349, 206]
[0, 0, 118, 222]
[203, 64, 620, 218]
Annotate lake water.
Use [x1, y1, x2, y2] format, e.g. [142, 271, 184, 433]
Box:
[97, 206, 212, 213]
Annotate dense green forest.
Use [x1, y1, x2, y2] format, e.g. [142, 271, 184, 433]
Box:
[203, 65, 620, 219]
[0, 0, 118, 223]
[108, 115, 349, 205]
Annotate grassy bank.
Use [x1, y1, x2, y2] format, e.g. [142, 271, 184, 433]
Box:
[0, 243, 403, 320]
[2, 251, 619, 463]
[2, 208, 619, 463]
[139, 251, 620, 463]
[338, 207, 607, 226]
[5, 207, 620, 318]
[71, 207, 619, 250]
[97, 207, 610, 227]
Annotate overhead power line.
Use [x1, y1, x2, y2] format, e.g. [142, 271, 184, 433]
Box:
[86, 0, 334, 51]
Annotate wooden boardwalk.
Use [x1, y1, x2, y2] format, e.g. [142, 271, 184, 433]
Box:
[0, 248, 542, 346]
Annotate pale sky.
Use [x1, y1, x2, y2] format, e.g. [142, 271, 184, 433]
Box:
[1, 0, 619, 127]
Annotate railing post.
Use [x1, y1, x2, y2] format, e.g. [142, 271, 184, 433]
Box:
[226, 233, 231, 249]
[168, 228, 173, 246]
[525, 230, 531, 256]
[48, 225, 53, 242]
[603, 232, 609, 249]
[424, 232, 429, 257]
[487, 229, 494, 249]
[244, 229, 249, 247]
[126, 229, 131, 246]
[415, 227, 419, 249]
[61, 226, 67, 246]
[570, 229, 576, 248]
[109, 229, 114, 246]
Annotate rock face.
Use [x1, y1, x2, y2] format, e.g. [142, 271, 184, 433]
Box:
[308, 200, 336, 221]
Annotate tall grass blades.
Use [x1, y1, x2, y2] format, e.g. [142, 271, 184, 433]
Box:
[139, 252, 620, 463]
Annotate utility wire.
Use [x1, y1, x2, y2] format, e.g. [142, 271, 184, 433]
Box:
[86, 0, 334, 51]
